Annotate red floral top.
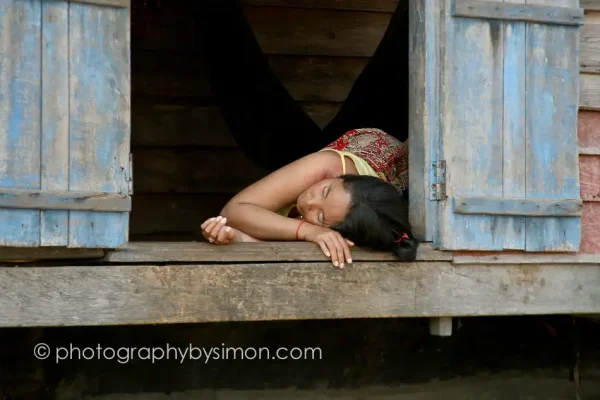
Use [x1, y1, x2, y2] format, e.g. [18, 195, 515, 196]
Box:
[322, 128, 409, 192]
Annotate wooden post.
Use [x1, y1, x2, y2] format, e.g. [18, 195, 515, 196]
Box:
[430, 317, 453, 336]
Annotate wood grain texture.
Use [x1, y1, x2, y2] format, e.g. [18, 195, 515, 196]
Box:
[453, 253, 600, 264]
[135, 5, 390, 56]
[0, 247, 103, 262]
[242, 0, 400, 12]
[581, 23, 600, 73]
[132, 101, 237, 147]
[133, 148, 271, 193]
[130, 194, 234, 238]
[68, 3, 131, 247]
[408, 0, 437, 242]
[581, 73, 600, 111]
[1, 261, 599, 327]
[585, 10, 600, 24]
[581, 201, 600, 253]
[440, 0, 510, 250]
[131, 100, 340, 147]
[581, 0, 600, 11]
[578, 110, 600, 148]
[0, 188, 131, 212]
[105, 241, 451, 263]
[503, 0, 527, 249]
[452, 0, 584, 26]
[580, 155, 600, 201]
[69, 0, 129, 7]
[244, 6, 391, 56]
[580, 146, 600, 155]
[133, 51, 366, 102]
[454, 196, 583, 216]
[41, 1, 69, 246]
[525, 0, 581, 252]
[0, 0, 42, 247]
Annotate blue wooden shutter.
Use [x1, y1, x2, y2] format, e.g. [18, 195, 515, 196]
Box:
[0, 0, 131, 248]
[429, 0, 583, 251]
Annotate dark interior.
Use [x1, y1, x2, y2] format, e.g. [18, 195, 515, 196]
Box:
[128, 0, 409, 242]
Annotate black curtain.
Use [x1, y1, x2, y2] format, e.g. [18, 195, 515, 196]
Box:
[193, 0, 409, 171]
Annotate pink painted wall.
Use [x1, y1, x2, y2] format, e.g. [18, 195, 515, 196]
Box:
[578, 111, 600, 254]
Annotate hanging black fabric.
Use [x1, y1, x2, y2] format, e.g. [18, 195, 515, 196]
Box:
[193, 0, 409, 172]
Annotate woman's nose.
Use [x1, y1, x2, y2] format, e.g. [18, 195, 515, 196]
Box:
[306, 197, 319, 208]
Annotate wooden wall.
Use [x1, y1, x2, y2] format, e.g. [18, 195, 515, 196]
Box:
[579, 5, 600, 254]
[129, 0, 399, 240]
[129, 0, 600, 251]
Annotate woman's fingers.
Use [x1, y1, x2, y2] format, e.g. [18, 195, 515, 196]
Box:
[336, 234, 353, 265]
[324, 237, 344, 268]
[317, 240, 331, 259]
[204, 216, 227, 243]
[216, 225, 232, 244]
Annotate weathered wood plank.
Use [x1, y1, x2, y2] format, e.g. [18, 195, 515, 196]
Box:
[1, 261, 599, 327]
[581, 23, 600, 73]
[105, 241, 451, 263]
[248, 6, 393, 57]
[0, 188, 131, 212]
[69, 4, 131, 248]
[580, 155, 600, 201]
[440, 0, 509, 250]
[68, 0, 129, 7]
[131, 100, 340, 147]
[133, 51, 366, 102]
[136, 6, 390, 56]
[581, 0, 600, 11]
[578, 110, 600, 148]
[408, 0, 438, 242]
[503, 0, 527, 249]
[580, 73, 600, 111]
[132, 102, 236, 147]
[585, 10, 600, 23]
[525, 0, 581, 252]
[259, 56, 365, 102]
[130, 194, 234, 238]
[580, 146, 600, 155]
[133, 148, 271, 193]
[41, 1, 69, 246]
[0, 247, 103, 262]
[242, 0, 400, 12]
[452, 0, 584, 26]
[0, 0, 42, 247]
[454, 196, 583, 216]
[453, 253, 600, 264]
[581, 201, 600, 253]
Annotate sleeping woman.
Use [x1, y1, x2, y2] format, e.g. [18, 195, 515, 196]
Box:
[194, 0, 415, 267]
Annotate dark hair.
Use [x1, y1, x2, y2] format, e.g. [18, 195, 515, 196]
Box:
[331, 174, 418, 261]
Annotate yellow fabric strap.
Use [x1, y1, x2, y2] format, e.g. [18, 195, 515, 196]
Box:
[319, 149, 379, 178]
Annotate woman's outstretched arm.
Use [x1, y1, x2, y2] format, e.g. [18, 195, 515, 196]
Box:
[219, 151, 341, 240]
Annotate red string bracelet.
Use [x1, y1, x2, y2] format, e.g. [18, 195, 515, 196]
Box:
[295, 220, 306, 240]
[394, 233, 409, 243]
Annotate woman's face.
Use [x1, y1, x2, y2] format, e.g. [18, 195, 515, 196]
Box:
[296, 178, 351, 227]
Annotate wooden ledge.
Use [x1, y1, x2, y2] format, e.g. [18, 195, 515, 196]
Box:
[1, 261, 599, 327]
[0, 247, 104, 262]
[105, 241, 451, 263]
[453, 253, 600, 264]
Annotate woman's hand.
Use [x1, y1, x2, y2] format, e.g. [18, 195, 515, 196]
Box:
[301, 223, 354, 268]
[201, 216, 237, 244]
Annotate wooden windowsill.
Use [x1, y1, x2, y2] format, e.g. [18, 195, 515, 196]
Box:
[104, 241, 451, 263]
